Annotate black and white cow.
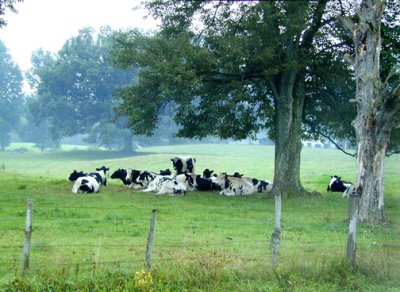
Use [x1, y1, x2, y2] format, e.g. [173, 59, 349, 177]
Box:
[71, 176, 100, 193]
[327, 175, 352, 192]
[110, 169, 130, 185]
[142, 176, 186, 195]
[126, 169, 159, 189]
[193, 174, 221, 191]
[143, 173, 196, 195]
[216, 173, 255, 196]
[171, 156, 196, 175]
[68, 170, 87, 181]
[71, 166, 109, 194]
[225, 172, 272, 193]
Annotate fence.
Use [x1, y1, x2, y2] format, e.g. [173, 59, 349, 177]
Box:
[0, 198, 398, 277]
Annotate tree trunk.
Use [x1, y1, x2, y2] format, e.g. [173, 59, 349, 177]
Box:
[122, 133, 133, 153]
[272, 73, 306, 198]
[351, 0, 392, 223]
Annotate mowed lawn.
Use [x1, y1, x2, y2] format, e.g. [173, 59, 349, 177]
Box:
[0, 143, 399, 290]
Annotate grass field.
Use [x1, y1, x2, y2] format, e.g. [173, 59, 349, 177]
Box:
[0, 143, 399, 291]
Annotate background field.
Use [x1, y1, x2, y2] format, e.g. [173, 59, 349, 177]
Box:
[0, 143, 399, 290]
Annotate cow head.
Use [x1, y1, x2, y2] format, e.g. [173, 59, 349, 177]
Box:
[203, 168, 214, 178]
[171, 157, 184, 174]
[68, 170, 85, 181]
[96, 166, 110, 174]
[111, 169, 129, 185]
[159, 168, 171, 176]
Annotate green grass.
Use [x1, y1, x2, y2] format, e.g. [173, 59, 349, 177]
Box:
[0, 143, 399, 291]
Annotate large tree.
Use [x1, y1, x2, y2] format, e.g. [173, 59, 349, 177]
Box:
[112, 1, 352, 197]
[339, 0, 400, 223]
[30, 27, 136, 150]
[0, 40, 23, 150]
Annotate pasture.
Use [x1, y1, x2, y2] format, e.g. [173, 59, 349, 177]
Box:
[0, 143, 399, 291]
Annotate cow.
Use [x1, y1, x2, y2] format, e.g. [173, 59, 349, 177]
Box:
[216, 173, 255, 196]
[71, 176, 100, 193]
[192, 174, 221, 191]
[71, 166, 109, 194]
[247, 177, 273, 193]
[327, 175, 352, 192]
[171, 156, 196, 175]
[110, 169, 130, 185]
[125, 169, 159, 189]
[224, 172, 272, 193]
[68, 170, 87, 181]
[142, 176, 187, 195]
[143, 173, 196, 194]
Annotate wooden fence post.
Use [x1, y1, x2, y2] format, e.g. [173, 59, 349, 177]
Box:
[270, 194, 281, 267]
[146, 209, 157, 268]
[347, 189, 361, 266]
[21, 199, 34, 274]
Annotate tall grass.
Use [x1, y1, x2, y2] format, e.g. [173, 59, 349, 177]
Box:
[0, 143, 399, 290]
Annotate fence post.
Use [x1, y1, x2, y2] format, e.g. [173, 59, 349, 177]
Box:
[346, 189, 361, 266]
[146, 209, 157, 268]
[270, 194, 281, 267]
[21, 199, 34, 274]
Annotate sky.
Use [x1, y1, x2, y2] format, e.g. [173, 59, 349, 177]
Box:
[0, 0, 159, 71]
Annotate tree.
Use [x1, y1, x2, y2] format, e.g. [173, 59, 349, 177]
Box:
[112, 1, 350, 197]
[30, 27, 136, 150]
[339, 0, 400, 223]
[0, 40, 23, 150]
[0, 0, 23, 28]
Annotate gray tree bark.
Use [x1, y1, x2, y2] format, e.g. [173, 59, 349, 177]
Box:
[340, 0, 400, 223]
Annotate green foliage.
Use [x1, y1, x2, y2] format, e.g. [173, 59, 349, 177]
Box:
[28, 27, 135, 149]
[0, 40, 23, 150]
[0, 0, 23, 28]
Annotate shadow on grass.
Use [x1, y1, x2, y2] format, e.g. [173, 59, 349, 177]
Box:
[43, 150, 155, 161]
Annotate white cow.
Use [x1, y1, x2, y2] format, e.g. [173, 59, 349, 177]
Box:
[71, 176, 100, 193]
[216, 173, 255, 196]
[143, 173, 195, 195]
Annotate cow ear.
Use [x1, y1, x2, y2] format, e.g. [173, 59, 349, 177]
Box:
[210, 170, 214, 174]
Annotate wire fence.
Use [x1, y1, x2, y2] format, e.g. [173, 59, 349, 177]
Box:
[0, 200, 399, 276]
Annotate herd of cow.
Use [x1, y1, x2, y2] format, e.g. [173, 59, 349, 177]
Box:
[69, 156, 273, 196]
[68, 156, 354, 197]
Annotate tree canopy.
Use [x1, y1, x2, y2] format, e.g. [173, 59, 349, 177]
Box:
[111, 0, 356, 197]
[0, 0, 23, 28]
[0, 40, 23, 150]
[29, 27, 135, 149]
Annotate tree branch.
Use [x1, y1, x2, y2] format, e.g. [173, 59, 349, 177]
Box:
[337, 15, 356, 35]
[301, 0, 329, 49]
[314, 129, 357, 157]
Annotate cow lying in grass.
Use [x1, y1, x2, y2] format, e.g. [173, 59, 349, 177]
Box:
[171, 156, 196, 175]
[327, 175, 352, 192]
[216, 173, 272, 196]
[110, 169, 130, 185]
[143, 173, 196, 195]
[126, 169, 160, 189]
[71, 166, 109, 194]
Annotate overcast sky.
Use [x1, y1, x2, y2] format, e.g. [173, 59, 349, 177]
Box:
[0, 0, 158, 71]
